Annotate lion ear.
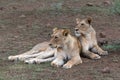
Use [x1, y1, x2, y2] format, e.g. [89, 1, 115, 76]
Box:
[86, 17, 92, 24]
[63, 29, 70, 36]
[53, 27, 58, 32]
[76, 18, 81, 24]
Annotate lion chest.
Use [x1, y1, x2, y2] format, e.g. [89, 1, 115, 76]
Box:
[81, 34, 94, 49]
[64, 45, 76, 59]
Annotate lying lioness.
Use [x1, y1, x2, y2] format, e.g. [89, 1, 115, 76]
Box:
[25, 28, 83, 69]
[75, 17, 108, 59]
[8, 28, 82, 69]
[49, 28, 82, 69]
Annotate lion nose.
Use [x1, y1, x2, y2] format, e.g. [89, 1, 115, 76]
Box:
[49, 44, 52, 46]
[75, 28, 79, 31]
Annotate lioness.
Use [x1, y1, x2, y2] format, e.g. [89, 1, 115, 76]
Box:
[8, 28, 82, 69]
[75, 17, 108, 59]
[49, 28, 82, 69]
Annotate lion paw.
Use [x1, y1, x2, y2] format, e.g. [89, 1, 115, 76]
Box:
[92, 54, 101, 60]
[24, 59, 36, 64]
[51, 62, 62, 67]
[8, 56, 19, 61]
[99, 51, 108, 56]
[51, 60, 64, 67]
[63, 64, 72, 69]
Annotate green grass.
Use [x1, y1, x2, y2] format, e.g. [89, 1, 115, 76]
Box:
[1, 0, 120, 16]
[103, 43, 120, 51]
[0, 61, 56, 80]
[110, 0, 120, 15]
[35, 0, 120, 16]
[0, 0, 115, 16]
[80, 6, 109, 15]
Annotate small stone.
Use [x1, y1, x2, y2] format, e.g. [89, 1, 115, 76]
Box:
[14, 36, 19, 38]
[26, 24, 30, 28]
[17, 25, 25, 29]
[99, 32, 106, 38]
[105, 77, 113, 80]
[1, 50, 5, 53]
[101, 67, 110, 73]
[0, 7, 4, 10]
[12, 6, 17, 10]
[0, 25, 6, 29]
[103, 0, 112, 6]
[19, 14, 26, 18]
[46, 23, 51, 27]
[112, 59, 118, 63]
[86, 3, 94, 6]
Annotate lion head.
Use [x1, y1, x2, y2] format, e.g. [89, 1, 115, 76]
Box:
[49, 28, 70, 48]
[75, 17, 92, 37]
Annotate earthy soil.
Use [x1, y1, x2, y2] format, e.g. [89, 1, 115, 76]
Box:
[0, 0, 120, 80]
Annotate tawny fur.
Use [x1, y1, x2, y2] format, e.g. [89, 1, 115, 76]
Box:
[50, 28, 82, 69]
[8, 28, 83, 69]
[8, 42, 56, 63]
[75, 17, 108, 59]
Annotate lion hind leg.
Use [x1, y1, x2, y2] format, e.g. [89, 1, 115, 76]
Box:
[8, 43, 49, 61]
[18, 51, 47, 61]
[36, 49, 55, 59]
[8, 50, 44, 61]
[8, 55, 20, 61]
[8, 48, 39, 61]
[18, 47, 55, 61]
[24, 48, 55, 63]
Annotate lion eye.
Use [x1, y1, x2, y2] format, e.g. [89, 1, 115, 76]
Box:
[81, 23, 84, 25]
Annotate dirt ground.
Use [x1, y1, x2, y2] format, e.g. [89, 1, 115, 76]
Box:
[0, 0, 120, 80]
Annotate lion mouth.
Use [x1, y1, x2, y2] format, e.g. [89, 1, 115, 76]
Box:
[75, 31, 81, 37]
[75, 31, 80, 34]
[49, 45, 57, 49]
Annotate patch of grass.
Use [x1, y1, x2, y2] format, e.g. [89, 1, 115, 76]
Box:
[103, 43, 120, 51]
[0, 69, 7, 77]
[36, 3, 110, 16]
[80, 6, 109, 15]
[36, 1, 64, 15]
[51, 2, 63, 10]
[0, 61, 56, 80]
[110, 0, 120, 15]
[0, 19, 12, 25]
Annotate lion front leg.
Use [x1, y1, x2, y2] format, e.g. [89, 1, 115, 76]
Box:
[83, 50, 101, 60]
[51, 57, 64, 67]
[25, 57, 55, 64]
[63, 56, 82, 69]
[81, 42, 101, 60]
[91, 45, 108, 56]
[35, 57, 55, 64]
